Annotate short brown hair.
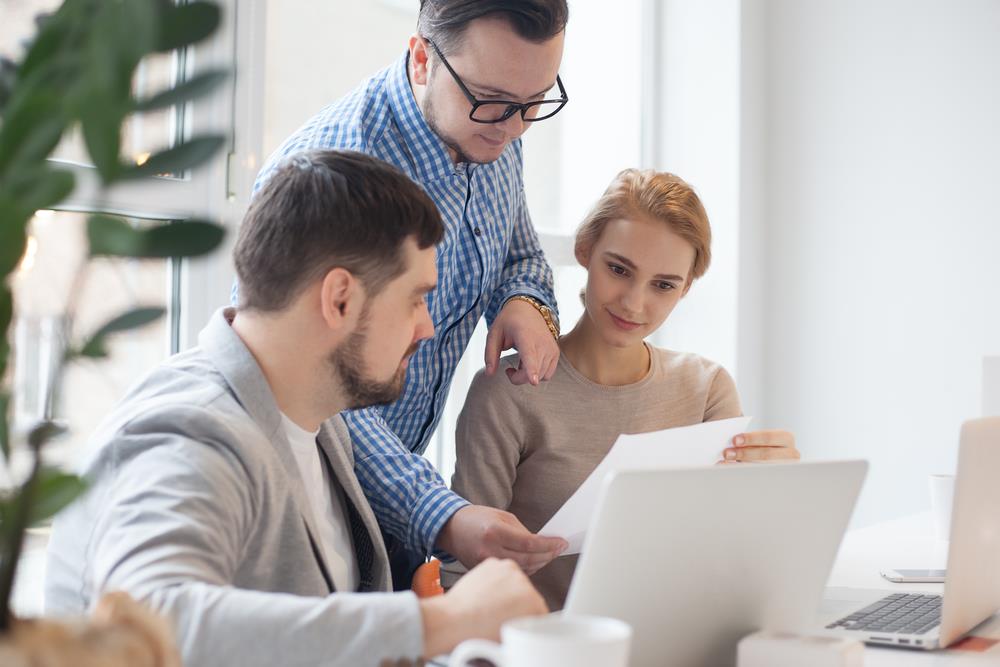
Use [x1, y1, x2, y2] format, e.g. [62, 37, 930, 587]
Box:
[418, 0, 569, 55]
[575, 169, 712, 285]
[234, 150, 444, 312]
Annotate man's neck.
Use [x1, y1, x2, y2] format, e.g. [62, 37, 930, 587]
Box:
[231, 310, 344, 432]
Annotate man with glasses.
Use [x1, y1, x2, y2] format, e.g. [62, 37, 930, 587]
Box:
[249, 0, 570, 589]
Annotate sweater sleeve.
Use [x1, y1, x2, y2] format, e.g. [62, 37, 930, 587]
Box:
[703, 365, 744, 422]
[450, 364, 526, 512]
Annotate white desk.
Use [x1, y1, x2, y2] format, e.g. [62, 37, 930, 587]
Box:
[827, 512, 1000, 665]
[14, 514, 1000, 665]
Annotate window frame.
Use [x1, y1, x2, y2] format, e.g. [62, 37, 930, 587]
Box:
[36, 0, 267, 352]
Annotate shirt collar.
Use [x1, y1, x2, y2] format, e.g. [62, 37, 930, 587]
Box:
[385, 51, 463, 182]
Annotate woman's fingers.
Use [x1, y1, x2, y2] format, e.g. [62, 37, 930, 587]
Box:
[733, 429, 796, 448]
[723, 445, 801, 462]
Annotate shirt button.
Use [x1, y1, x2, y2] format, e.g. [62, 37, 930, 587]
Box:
[473, 227, 482, 236]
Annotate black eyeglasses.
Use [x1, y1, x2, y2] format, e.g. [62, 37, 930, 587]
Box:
[425, 38, 568, 124]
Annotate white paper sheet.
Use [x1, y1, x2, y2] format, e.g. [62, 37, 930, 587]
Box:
[538, 416, 752, 554]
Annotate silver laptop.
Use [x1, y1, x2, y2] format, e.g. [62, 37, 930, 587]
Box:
[818, 417, 1000, 650]
[564, 460, 868, 667]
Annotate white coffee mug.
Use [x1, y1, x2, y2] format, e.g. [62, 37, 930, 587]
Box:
[448, 614, 631, 667]
[929, 473, 955, 541]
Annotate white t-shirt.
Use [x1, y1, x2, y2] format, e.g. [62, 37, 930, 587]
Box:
[281, 412, 360, 592]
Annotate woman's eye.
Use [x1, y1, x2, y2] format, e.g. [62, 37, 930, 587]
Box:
[609, 264, 627, 276]
[655, 281, 676, 291]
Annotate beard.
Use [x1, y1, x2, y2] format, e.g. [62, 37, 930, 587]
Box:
[422, 93, 475, 163]
[329, 313, 417, 410]
[421, 70, 503, 165]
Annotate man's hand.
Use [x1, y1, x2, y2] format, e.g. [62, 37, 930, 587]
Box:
[419, 558, 547, 658]
[722, 429, 799, 462]
[485, 298, 559, 386]
[436, 505, 567, 574]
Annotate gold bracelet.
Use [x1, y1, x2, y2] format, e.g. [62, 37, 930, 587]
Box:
[505, 295, 559, 339]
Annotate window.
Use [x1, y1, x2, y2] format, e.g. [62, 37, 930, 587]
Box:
[10, 212, 174, 471]
[0, 0, 249, 476]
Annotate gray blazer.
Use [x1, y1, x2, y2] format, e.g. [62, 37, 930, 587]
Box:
[45, 308, 424, 666]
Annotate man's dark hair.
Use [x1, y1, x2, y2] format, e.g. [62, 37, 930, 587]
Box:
[417, 0, 569, 55]
[233, 150, 444, 312]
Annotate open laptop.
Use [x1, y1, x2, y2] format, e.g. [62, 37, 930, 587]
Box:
[818, 417, 1000, 649]
[564, 460, 868, 667]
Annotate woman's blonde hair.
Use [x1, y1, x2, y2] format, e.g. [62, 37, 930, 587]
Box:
[575, 169, 712, 285]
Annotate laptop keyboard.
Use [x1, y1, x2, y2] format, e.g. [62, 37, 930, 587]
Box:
[827, 593, 942, 635]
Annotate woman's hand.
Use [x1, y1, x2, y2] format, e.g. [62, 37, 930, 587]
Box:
[721, 429, 799, 463]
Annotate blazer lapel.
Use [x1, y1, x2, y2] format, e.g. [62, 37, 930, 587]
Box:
[199, 307, 336, 593]
[317, 415, 391, 592]
[271, 426, 337, 594]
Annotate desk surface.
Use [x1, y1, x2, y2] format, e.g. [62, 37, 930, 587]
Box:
[14, 514, 1000, 665]
[828, 512, 1000, 665]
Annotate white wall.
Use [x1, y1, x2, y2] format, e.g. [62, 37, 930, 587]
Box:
[262, 0, 416, 158]
[651, 0, 744, 382]
[759, 0, 1000, 526]
[525, 0, 644, 330]
[736, 0, 768, 418]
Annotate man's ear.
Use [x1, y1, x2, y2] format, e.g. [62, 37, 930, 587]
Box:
[320, 267, 362, 331]
[409, 35, 430, 86]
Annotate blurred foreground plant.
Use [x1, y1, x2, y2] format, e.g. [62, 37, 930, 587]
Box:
[0, 0, 229, 629]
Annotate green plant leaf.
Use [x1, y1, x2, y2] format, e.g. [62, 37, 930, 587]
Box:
[0, 393, 9, 461]
[86, 214, 137, 256]
[73, 306, 165, 359]
[133, 68, 229, 112]
[0, 285, 11, 381]
[87, 215, 225, 258]
[79, 20, 130, 183]
[77, 0, 155, 183]
[121, 134, 227, 180]
[0, 493, 16, 540]
[29, 466, 87, 525]
[144, 219, 226, 257]
[27, 420, 67, 449]
[80, 98, 126, 182]
[0, 285, 9, 333]
[16, 3, 76, 80]
[155, 2, 222, 52]
[0, 196, 28, 279]
[0, 56, 16, 112]
[0, 91, 67, 177]
[111, 0, 160, 70]
[0, 340, 8, 397]
[16, 168, 75, 214]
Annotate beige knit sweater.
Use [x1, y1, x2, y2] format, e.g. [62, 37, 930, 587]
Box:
[450, 345, 742, 610]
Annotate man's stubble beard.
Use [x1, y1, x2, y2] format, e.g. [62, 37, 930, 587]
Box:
[330, 309, 416, 410]
[422, 92, 475, 164]
[421, 68, 504, 165]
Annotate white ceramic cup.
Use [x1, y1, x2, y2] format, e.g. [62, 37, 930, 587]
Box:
[929, 474, 956, 541]
[448, 614, 632, 667]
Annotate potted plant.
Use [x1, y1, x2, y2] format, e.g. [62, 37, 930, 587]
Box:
[0, 0, 229, 662]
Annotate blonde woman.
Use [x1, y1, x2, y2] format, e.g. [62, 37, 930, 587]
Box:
[450, 169, 799, 610]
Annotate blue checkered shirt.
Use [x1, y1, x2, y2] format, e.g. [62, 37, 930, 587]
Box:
[238, 53, 556, 557]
